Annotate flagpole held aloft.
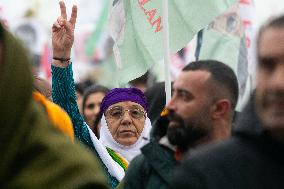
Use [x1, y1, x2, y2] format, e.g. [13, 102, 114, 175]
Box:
[162, 0, 172, 104]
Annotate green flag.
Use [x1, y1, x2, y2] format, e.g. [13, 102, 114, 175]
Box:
[108, 0, 237, 85]
[198, 3, 249, 102]
[98, 55, 120, 88]
[85, 0, 110, 56]
[199, 30, 241, 75]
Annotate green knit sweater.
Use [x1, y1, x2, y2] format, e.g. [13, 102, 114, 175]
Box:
[52, 63, 120, 188]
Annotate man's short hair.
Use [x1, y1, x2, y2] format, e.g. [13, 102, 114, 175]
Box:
[182, 60, 239, 110]
[257, 15, 284, 48]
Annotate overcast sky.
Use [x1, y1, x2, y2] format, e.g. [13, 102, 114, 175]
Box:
[255, 0, 284, 26]
[1, 0, 284, 29]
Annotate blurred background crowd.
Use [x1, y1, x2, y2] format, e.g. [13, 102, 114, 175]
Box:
[0, 0, 284, 91]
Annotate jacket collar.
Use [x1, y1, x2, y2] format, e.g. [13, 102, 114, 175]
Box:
[141, 142, 177, 184]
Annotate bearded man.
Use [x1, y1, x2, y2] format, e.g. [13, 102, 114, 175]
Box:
[118, 60, 239, 189]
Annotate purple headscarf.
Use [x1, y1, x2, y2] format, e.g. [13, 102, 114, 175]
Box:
[99, 88, 148, 120]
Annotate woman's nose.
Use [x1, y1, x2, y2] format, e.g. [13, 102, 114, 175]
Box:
[121, 110, 132, 124]
[94, 105, 100, 115]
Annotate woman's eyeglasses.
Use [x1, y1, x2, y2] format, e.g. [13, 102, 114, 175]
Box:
[105, 106, 146, 120]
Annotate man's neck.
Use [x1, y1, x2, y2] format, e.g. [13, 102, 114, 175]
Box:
[184, 124, 231, 158]
[209, 121, 231, 142]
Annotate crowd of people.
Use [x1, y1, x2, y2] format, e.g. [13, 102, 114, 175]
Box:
[1, 1, 284, 189]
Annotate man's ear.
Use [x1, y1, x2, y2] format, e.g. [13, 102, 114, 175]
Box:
[211, 99, 231, 120]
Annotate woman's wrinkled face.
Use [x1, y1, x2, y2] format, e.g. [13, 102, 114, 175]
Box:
[105, 101, 146, 146]
[83, 92, 105, 130]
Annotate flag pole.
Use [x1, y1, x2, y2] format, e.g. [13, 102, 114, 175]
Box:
[162, 0, 172, 104]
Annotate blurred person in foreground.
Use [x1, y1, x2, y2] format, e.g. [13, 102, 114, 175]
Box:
[0, 23, 108, 189]
[51, 1, 151, 187]
[119, 60, 239, 189]
[171, 14, 284, 189]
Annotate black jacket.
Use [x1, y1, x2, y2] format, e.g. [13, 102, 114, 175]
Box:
[122, 141, 177, 189]
[170, 97, 284, 189]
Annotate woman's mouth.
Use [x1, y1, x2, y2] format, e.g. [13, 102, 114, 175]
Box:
[119, 130, 135, 136]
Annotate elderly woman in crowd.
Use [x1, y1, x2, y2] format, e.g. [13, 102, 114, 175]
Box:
[98, 88, 151, 161]
[51, 1, 151, 188]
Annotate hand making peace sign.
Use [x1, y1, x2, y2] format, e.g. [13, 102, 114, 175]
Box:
[52, 1, 77, 61]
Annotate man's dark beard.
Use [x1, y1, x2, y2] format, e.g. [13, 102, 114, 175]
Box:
[167, 110, 207, 152]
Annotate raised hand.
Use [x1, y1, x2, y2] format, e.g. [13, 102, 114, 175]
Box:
[52, 1, 77, 60]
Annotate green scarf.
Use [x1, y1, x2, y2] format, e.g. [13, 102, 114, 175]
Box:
[106, 147, 129, 171]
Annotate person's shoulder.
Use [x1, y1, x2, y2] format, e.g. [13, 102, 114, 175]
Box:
[175, 136, 255, 180]
[127, 153, 147, 173]
[125, 146, 158, 181]
[170, 138, 244, 189]
[33, 92, 74, 141]
[16, 100, 108, 188]
[184, 137, 246, 166]
[124, 154, 148, 189]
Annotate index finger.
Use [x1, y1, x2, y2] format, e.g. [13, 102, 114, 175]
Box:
[69, 5, 77, 27]
[59, 1, 67, 19]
